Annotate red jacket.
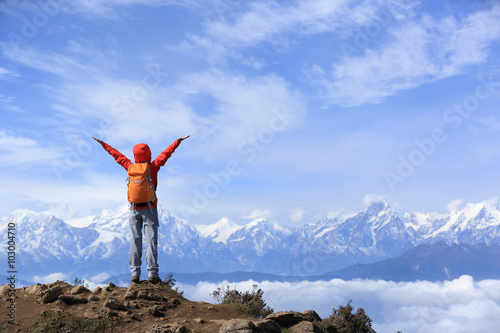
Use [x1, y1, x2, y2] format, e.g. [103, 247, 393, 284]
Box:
[101, 140, 180, 207]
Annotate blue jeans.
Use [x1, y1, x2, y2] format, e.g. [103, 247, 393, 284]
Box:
[129, 207, 159, 278]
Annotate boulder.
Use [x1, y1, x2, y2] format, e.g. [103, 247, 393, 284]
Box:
[70, 285, 91, 295]
[0, 283, 12, 295]
[255, 320, 281, 333]
[265, 311, 305, 328]
[58, 295, 88, 305]
[91, 286, 102, 295]
[220, 319, 257, 333]
[137, 290, 165, 302]
[289, 321, 323, 333]
[104, 297, 128, 311]
[25, 283, 46, 295]
[36, 286, 63, 304]
[146, 324, 190, 333]
[124, 289, 138, 300]
[148, 305, 165, 317]
[302, 310, 322, 322]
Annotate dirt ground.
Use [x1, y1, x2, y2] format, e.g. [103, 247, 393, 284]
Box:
[0, 280, 260, 333]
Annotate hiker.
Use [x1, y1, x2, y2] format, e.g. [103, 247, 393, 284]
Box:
[92, 135, 190, 284]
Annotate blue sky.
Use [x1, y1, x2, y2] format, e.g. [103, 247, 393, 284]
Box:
[1, 0, 500, 226]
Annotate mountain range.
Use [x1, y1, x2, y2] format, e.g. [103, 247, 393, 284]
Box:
[2, 199, 500, 283]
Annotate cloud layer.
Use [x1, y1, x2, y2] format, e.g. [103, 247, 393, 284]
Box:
[179, 276, 500, 333]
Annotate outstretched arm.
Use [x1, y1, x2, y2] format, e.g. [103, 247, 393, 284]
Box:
[92, 136, 132, 170]
[152, 135, 190, 169]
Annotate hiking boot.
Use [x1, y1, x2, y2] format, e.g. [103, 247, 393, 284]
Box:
[131, 276, 140, 284]
[148, 276, 162, 284]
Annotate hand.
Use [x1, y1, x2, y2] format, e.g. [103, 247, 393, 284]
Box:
[92, 136, 104, 145]
[177, 135, 190, 143]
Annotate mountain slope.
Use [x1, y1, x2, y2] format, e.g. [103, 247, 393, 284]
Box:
[319, 241, 500, 281]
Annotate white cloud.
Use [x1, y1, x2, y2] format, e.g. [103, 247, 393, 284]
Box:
[0, 41, 98, 81]
[311, 4, 500, 106]
[30, 273, 105, 291]
[170, 70, 304, 157]
[192, 0, 395, 50]
[0, 171, 125, 217]
[362, 193, 385, 206]
[240, 208, 273, 220]
[327, 210, 343, 219]
[0, 130, 37, 148]
[178, 0, 422, 68]
[91, 272, 111, 282]
[447, 199, 464, 212]
[1, 36, 304, 157]
[0, 66, 19, 78]
[33, 272, 68, 284]
[0, 131, 63, 166]
[179, 276, 500, 333]
[289, 207, 305, 223]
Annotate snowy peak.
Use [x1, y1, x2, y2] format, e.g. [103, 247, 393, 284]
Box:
[3, 208, 99, 263]
[403, 198, 500, 243]
[5, 208, 72, 233]
[45, 203, 103, 222]
[3, 198, 500, 277]
[365, 200, 391, 216]
[196, 217, 243, 243]
[242, 218, 292, 234]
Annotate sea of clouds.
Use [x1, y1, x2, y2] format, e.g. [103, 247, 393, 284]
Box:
[27, 273, 500, 332]
[178, 276, 500, 333]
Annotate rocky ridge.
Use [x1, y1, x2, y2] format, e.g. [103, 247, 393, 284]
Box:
[0, 281, 367, 333]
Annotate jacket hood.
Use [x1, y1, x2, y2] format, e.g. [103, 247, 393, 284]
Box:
[133, 143, 152, 163]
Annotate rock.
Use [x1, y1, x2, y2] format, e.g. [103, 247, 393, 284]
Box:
[91, 286, 102, 295]
[265, 311, 305, 328]
[289, 321, 324, 333]
[104, 297, 128, 311]
[137, 290, 165, 302]
[107, 282, 117, 289]
[25, 283, 46, 295]
[36, 286, 63, 304]
[0, 283, 10, 295]
[71, 285, 91, 295]
[149, 305, 165, 317]
[194, 318, 205, 324]
[0, 284, 12, 295]
[125, 289, 138, 300]
[255, 320, 281, 333]
[88, 295, 100, 302]
[220, 319, 257, 333]
[58, 295, 88, 305]
[146, 324, 190, 333]
[302, 310, 322, 322]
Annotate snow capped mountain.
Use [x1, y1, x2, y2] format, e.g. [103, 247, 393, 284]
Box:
[195, 217, 243, 243]
[227, 218, 292, 255]
[404, 199, 500, 244]
[3, 198, 500, 281]
[45, 203, 103, 224]
[285, 200, 416, 274]
[1, 209, 99, 275]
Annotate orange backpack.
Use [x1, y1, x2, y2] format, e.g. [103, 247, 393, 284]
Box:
[127, 163, 156, 204]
